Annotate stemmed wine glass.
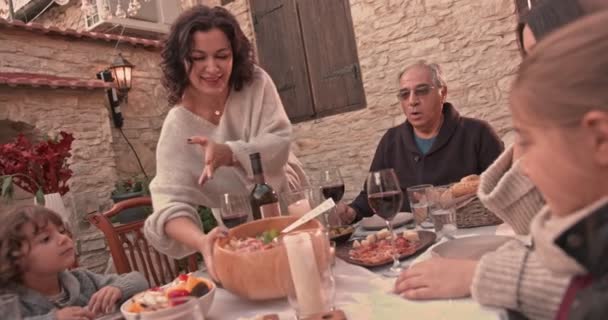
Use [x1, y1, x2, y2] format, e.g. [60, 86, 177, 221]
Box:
[366, 168, 404, 277]
[320, 168, 345, 202]
[219, 193, 251, 228]
[319, 168, 345, 227]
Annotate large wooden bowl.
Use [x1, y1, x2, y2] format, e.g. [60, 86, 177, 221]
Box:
[213, 216, 324, 301]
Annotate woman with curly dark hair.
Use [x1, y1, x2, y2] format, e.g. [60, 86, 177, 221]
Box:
[144, 5, 308, 280]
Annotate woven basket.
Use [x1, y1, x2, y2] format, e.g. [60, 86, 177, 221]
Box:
[454, 196, 503, 228]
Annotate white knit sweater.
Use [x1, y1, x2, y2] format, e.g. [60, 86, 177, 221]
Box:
[144, 66, 299, 258]
[472, 146, 570, 319]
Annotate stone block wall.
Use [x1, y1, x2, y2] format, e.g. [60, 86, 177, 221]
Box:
[0, 26, 167, 272]
[215, 0, 522, 201]
[0, 27, 166, 183]
[0, 86, 116, 272]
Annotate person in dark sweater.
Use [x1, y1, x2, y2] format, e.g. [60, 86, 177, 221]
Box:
[337, 61, 504, 223]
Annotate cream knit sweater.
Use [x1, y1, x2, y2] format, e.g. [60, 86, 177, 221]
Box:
[144, 66, 303, 258]
[472, 146, 570, 320]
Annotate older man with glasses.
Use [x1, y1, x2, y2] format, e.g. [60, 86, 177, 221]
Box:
[336, 60, 504, 224]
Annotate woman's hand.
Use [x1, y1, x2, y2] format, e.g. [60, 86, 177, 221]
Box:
[55, 306, 95, 320]
[188, 136, 235, 186]
[394, 257, 478, 300]
[334, 202, 356, 225]
[87, 286, 122, 315]
[197, 226, 229, 282]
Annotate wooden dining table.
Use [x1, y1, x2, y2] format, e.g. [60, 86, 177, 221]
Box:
[198, 224, 517, 320]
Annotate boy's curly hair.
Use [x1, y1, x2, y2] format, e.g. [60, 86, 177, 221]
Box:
[0, 205, 71, 287]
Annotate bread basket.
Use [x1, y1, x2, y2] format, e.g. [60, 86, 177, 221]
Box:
[435, 178, 503, 228]
[452, 195, 503, 228]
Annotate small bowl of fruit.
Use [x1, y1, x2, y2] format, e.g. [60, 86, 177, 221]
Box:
[120, 274, 215, 319]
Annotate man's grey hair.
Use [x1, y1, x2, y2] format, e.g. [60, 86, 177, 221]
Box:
[398, 60, 447, 88]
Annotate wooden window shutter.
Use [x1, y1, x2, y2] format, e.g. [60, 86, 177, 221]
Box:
[515, 0, 541, 17]
[297, 0, 366, 117]
[251, 0, 315, 122]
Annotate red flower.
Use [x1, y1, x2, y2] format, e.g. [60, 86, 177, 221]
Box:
[0, 131, 74, 196]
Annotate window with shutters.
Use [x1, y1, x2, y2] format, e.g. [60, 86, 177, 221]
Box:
[250, 0, 366, 123]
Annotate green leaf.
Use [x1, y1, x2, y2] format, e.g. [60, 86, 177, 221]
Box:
[1, 176, 14, 199]
[35, 188, 45, 205]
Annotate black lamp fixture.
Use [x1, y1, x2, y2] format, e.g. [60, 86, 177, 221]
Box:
[108, 53, 134, 103]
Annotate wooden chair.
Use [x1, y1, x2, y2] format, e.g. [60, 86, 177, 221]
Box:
[87, 196, 199, 287]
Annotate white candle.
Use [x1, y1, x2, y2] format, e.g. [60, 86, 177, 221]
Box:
[287, 198, 312, 217]
[283, 232, 325, 316]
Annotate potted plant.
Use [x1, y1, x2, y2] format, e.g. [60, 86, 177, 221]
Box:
[110, 175, 153, 223]
[0, 132, 74, 205]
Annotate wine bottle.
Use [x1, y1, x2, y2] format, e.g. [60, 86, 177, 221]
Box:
[249, 152, 281, 220]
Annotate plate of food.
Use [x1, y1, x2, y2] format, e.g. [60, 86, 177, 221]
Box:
[328, 225, 355, 244]
[360, 212, 414, 230]
[431, 235, 512, 260]
[120, 273, 215, 319]
[335, 229, 436, 267]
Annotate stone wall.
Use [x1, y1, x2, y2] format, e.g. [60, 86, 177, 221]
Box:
[213, 0, 522, 201]
[0, 26, 166, 180]
[0, 26, 166, 272]
[0, 86, 116, 272]
[27, 0, 522, 206]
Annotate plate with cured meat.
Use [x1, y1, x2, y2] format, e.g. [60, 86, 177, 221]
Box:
[335, 229, 436, 267]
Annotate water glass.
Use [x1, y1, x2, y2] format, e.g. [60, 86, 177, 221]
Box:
[281, 229, 335, 319]
[219, 193, 251, 228]
[406, 184, 434, 229]
[0, 294, 21, 320]
[428, 186, 458, 239]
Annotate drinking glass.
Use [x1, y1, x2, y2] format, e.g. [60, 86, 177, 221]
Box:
[281, 229, 335, 319]
[407, 184, 434, 229]
[219, 193, 251, 228]
[428, 186, 458, 239]
[282, 188, 315, 217]
[319, 168, 345, 203]
[0, 294, 21, 320]
[366, 168, 404, 277]
[319, 168, 345, 227]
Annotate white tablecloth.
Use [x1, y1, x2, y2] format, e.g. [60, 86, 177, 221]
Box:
[201, 225, 514, 320]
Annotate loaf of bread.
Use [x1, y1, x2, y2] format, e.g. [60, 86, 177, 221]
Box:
[451, 181, 479, 197]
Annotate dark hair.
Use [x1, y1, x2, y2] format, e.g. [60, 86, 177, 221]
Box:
[512, 11, 608, 126]
[161, 5, 255, 106]
[516, 0, 584, 56]
[0, 205, 71, 287]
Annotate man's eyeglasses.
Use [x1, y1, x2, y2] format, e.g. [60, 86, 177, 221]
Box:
[397, 84, 436, 101]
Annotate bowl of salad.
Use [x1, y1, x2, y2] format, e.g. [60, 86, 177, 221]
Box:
[213, 216, 323, 301]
